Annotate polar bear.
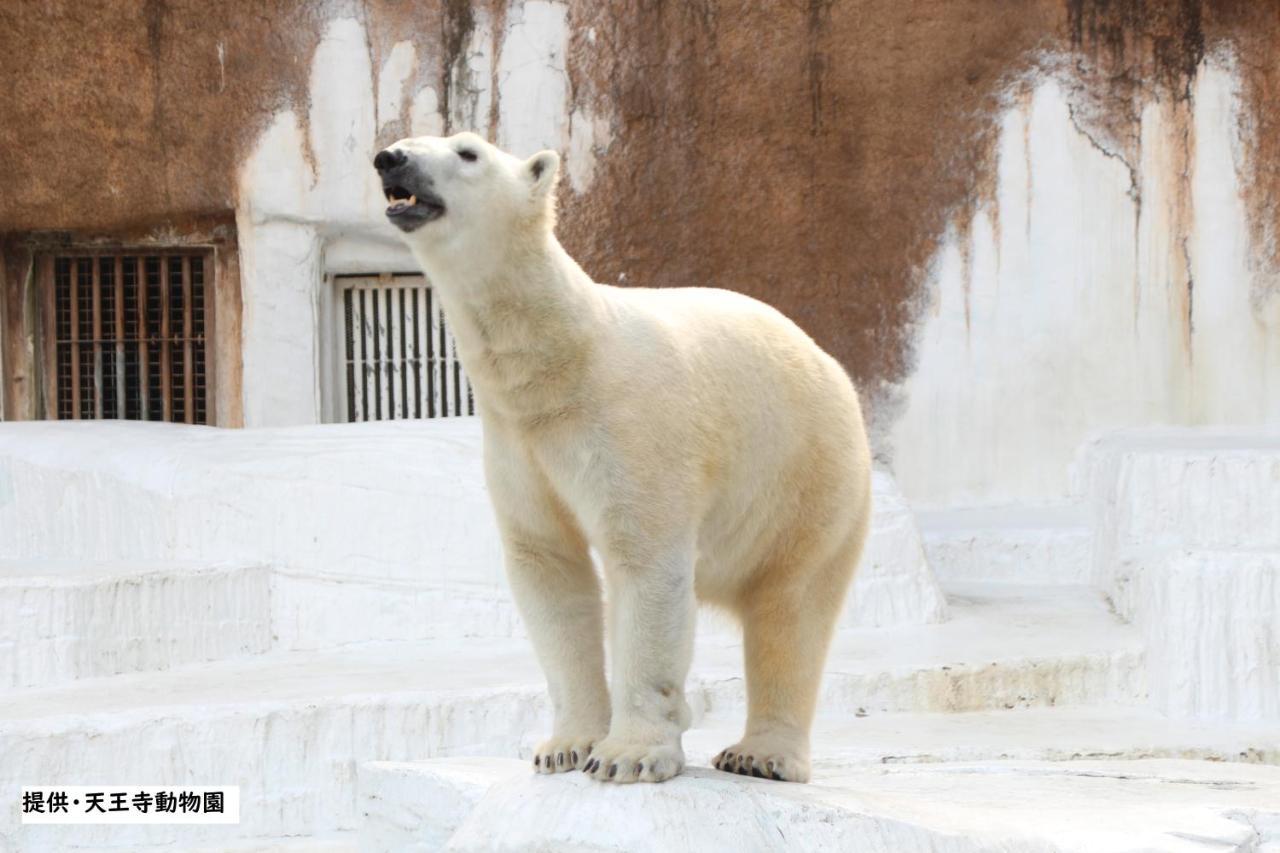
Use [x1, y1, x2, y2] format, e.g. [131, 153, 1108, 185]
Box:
[374, 133, 872, 783]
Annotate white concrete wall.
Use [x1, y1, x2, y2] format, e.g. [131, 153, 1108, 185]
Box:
[0, 420, 947, 630]
[234, 14, 1280, 516]
[235, 6, 608, 428]
[891, 57, 1280, 508]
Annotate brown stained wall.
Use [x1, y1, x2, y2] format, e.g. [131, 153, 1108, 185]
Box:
[0, 1, 1276, 423]
[558, 0, 1061, 399]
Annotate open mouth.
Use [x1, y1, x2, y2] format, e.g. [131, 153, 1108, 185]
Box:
[383, 184, 445, 230]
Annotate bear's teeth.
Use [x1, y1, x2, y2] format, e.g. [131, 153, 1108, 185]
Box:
[407, 195, 417, 206]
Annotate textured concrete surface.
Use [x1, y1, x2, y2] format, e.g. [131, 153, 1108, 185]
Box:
[919, 504, 1091, 585]
[0, 586, 1143, 850]
[0, 560, 271, 689]
[361, 757, 1280, 853]
[1139, 550, 1280, 721]
[5, 3, 1280, 504]
[0, 419, 948, 629]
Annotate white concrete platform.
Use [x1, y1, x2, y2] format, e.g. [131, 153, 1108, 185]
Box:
[0, 585, 1144, 850]
[695, 583, 1144, 716]
[1138, 550, 1280, 721]
[0, 560, 272, 689]
[0, 421, 948, 630]
[0, 420, 507, 587]
[0, 561, 528, 689]
[1077, 428, 1280, 617]
[918, 503, 1091, 584]
[843, 471, 948, 627]
[359, 757, 1280, 852]
[1076, 430, 1280, 721]
[688, 706, 1280, 768]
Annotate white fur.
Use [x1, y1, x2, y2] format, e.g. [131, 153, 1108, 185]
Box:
[380, 133, 872, 783]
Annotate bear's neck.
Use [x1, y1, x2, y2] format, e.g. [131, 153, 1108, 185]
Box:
[412, 228, 602, 426]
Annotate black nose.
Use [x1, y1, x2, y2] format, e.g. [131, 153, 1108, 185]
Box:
[374, 149, 407, 171]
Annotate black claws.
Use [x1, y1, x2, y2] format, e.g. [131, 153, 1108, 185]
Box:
[608, 764, 618, 779]
[571, 751, 579, 765]
[557, 752, 565, 767]
[534, 755, 541, 768]
[714, 751, 788, 780]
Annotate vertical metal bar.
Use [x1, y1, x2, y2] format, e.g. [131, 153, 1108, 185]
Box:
[370, 283, 383, 419]
[358, 287, 369, 421]
[159, 256, 172, 421]
[438, 305, 449, 417]
[91, 257, 102, 418]
[381, 276, 396, 420]
[181, 256, 194, 424]
[410, 286, 422, 418]
[425, 286, 437, 418]
[69, 260, 81, 419]
[113, 255, 125, 418]
[137, 257, 149, 420]
[343, 286, 356, 422]
[417, 283, 431, 418]
[398, 286, 409, 419]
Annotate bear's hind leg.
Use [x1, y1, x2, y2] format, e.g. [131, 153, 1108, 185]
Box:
[712, 548, 856, 782]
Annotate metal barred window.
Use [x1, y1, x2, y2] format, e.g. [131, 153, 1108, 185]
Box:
[339, 274, 474, 421]
[41, 251, 213, 424]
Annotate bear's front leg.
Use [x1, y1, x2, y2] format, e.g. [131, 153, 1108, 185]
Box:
[487, 435, 610, 774]
[501, 529, 611, 773]
[583, 541, 696, 784]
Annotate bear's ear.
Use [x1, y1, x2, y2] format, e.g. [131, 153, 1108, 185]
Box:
[524, 150, 560, 198]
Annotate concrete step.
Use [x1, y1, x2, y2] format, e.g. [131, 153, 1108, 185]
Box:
[694, 583, 1145, 718]
[0, 561, 523, 690]
[917, 503, 1091, 584]
[687, 706, 1280, 768]
[0, 560, 273, 690]
[1076, 428, 1280, 616]
[0, 551, 943, 693]
[1135, 549, 1280, 721]
[359, 757, 1280, 852]
[0, 463, 945, 691]
[0, 585, 1144, 850]
[0, 422, 948, 660]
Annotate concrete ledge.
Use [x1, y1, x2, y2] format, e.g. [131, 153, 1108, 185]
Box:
[1139, 550, 1280, 721]
[359, 757, 1280, 853]
[359, 759, 521, 853]
[0, 587, 1144, 848]
[0, 561, 272, 689]
[839, 471, 948, 628]
[918, 504, 1091, 585]
[1076, 428, 1280, 617]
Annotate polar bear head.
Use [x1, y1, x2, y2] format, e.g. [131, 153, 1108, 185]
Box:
[373, 132, 560, 249]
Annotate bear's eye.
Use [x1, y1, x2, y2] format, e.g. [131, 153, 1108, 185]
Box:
[457, 148, 478, 162]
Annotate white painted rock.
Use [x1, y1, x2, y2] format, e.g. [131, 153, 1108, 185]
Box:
[0, 560, 272, 689]
[359, 759, 522, 853]
[1139, 550, 1280, 721]
[1075, 428, 1280, 618]
[360, 758, 1280, 853]
[0, 422, 947, 636]
[839, 470, 948, 628]
[917, 503, 1091, 585]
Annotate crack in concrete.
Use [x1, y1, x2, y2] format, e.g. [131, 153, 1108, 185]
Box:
[1065, 100, 1141, 208]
